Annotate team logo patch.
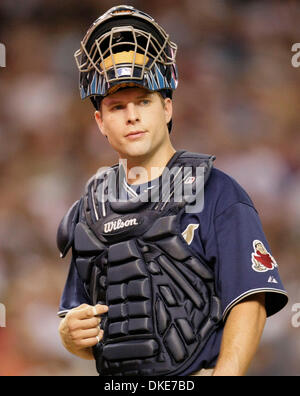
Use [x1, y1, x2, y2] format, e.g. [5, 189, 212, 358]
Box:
[251, 240, 278, 272]
[182, 224, 199, 245]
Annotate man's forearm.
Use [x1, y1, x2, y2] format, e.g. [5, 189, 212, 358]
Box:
[213, 293, 266, 376]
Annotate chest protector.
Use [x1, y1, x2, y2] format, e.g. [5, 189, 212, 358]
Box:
[58, 151, 222, 376]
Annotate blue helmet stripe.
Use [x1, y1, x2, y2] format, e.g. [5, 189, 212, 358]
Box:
[90, 73, 98, 95]
[155, 65, 165, 89]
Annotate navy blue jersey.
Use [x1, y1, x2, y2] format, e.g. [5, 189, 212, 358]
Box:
[58, 167, 288, 374]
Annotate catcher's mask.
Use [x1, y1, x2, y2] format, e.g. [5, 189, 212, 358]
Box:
[74, 5, 178, 132]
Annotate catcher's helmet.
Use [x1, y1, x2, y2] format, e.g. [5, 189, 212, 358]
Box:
[74, 5, 178, 109]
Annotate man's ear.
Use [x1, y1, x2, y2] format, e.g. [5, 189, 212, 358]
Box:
[164, 98, 173, 125]
[94, 111, 107, 138]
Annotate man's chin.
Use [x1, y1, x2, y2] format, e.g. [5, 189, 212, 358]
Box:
[119, 146, 152, 160]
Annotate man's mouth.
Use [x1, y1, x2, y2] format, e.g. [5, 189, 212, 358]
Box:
[125, 131, 147, 139]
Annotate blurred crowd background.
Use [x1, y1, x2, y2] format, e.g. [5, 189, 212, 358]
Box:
[0, 0, 299, 376]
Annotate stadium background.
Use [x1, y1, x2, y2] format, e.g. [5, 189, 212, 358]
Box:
[0, 0, 299, 376]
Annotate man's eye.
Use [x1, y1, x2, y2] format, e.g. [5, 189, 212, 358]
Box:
[140, 99, 150, 105]
[112, 105, 123, 111]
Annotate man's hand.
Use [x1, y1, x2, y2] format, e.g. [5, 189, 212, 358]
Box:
[59, 304, 109, 360]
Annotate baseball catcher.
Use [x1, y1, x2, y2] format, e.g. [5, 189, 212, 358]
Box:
[57, 5, 288, 376]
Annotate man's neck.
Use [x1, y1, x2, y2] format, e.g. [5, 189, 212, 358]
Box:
[121, 146, 176, 185]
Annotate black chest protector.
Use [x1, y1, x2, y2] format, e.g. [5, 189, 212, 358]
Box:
[57, 151, 222, 376]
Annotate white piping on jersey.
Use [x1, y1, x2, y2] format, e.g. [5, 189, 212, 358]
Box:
[91, 185, 99, 221]
[161, 167, 192, 211]
[57, 309, 70, 318]
[160, 166, 183, 206]
[122, 179, 139, 198]
[222, 288, 288, 321]
[101, 169, 115, 218]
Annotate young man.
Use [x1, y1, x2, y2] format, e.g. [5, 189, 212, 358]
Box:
[57, 5, 288, 376]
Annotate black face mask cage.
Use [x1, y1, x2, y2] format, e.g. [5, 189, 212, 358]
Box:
[75, 16, 177, 94]
[75, 19, 176, 87]
[75, 12, 178, 133]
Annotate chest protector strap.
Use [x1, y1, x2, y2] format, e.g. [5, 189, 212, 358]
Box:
[72, 151, 222, 376]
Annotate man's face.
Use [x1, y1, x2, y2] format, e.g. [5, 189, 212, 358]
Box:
[94, 87, 173, 160]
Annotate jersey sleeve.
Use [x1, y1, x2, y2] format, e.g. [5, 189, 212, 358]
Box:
[57, 256, 91, 318]
[214, 202, 288, 320]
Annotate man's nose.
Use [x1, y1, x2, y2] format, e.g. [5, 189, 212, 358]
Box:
[126, 103, 140, 124]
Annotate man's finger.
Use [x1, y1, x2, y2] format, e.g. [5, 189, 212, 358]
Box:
[72, 327, 101, 341]
[69, 316, 101, 331]
[92, 304, 109, 317]
[75, 330, 104, 348]
[69, 304, 108, 320]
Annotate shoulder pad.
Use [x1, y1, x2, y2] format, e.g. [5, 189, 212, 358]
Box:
[178, 151, 216, 185]
[179, 151, 216, 163]
[84, 165, 118, 194]
[57, 200, 81, 258]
